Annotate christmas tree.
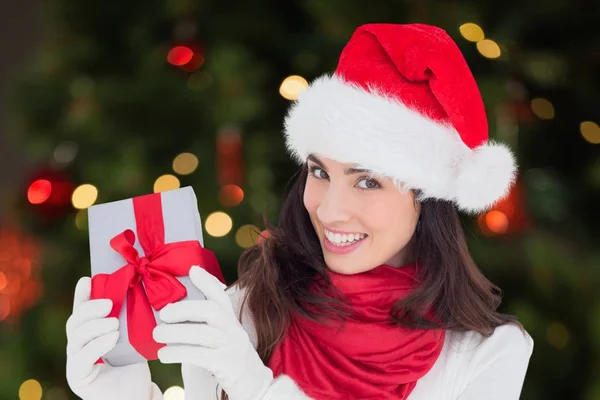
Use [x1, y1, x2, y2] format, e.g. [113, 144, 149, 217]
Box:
[1, 0, 599, 399]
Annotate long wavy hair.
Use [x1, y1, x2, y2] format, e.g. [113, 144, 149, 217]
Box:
[220, 164, 521, 399]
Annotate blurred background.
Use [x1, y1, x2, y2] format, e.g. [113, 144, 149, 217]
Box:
[0, 0, 599, 399]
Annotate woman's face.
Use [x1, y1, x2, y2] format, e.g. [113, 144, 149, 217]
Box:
[303, 155, 421, 274]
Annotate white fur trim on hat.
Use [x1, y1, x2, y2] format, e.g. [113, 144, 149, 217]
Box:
[283, 74, 516, 213]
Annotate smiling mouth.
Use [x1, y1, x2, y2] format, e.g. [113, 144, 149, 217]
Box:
[323, 228, 368, 247]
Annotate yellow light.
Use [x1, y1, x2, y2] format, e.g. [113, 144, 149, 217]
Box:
[235, 224, 261, 248]
[163, 386, 185, 400]
[546, 321, 569, 349]
[75, 209, 88, 230]
[580, 121, 600, 144]
[173, 152, 199, 175]
[153, 174, 180, 193]
[205, 212, 233, 237]
[279, 75, 309, 100]
[459, 23, 485, 42]
[476, 39, 501, 59]
[530, 98, 555, 120]
[71, 184, 98, 209]
[19, 379, 42, 400]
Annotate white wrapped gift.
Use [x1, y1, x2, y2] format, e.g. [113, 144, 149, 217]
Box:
[87, 186, 223, 366]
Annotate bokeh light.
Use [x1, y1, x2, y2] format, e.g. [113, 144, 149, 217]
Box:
[172, 152, 199, 175]
[459, 23, 484, 42]
[27, 180, 52, 204]
[75, 209, 88, 230]
[257, 229, 271, 245]
[485, 210, 509, 234]
[547, 321, 569, 349]
[235, 224, 261, 248]
[71, 184, 98, 209]
[218, 184, 244, 207]
[167, 46, 194, 66]
[279, 75, 309, 100]
[153, 174, 181, 193]
[580, 121, 600, 144]
[163, 386, 185, 400]
[531, 98, 555, 120]
[19, 379, 42, 400]
[53, 141, 78, 164]
[476, 39, 501, 59]
[205, 212, 233, 237]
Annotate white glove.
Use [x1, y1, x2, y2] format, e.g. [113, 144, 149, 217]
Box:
[154, 266, 274, 400]
[66, 277, 161, 400]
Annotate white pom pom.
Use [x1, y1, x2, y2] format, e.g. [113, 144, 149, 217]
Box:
[454, 142, 517, 214]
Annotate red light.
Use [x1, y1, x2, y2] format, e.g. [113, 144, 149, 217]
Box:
[485, 211, 509, 234]
[257, 230, 271, 245]
[27, 179, 52, 204]
[167, 46, 194, 66]
[218, 185, 244, 207]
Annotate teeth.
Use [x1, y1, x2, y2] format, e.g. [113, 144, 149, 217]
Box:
[324, 229, 366, 246]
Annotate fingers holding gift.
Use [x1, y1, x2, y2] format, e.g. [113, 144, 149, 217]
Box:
[188, 266, 233, 314]
[72, 277, 92, 311]
[157, 344, 223, 369]
[69, 331, 120, 380]
[67, 317, 119, 357]
[159, 300, 233, 330]
[153, 323, 227, 348]
[66, 299, 113, 338]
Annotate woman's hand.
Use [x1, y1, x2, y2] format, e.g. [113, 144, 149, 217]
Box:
[154, 266, 274, 400]
[66, 277, 160, 400]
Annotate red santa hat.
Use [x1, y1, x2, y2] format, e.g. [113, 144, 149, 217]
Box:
[283, 23, 517, 213]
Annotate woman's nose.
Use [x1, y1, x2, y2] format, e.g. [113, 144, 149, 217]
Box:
[316, 185, 352, 224]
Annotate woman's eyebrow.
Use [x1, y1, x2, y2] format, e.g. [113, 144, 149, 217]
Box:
[307, 154, 371, 175]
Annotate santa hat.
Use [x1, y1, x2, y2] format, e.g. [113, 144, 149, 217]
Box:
[283, 23, 517, 213]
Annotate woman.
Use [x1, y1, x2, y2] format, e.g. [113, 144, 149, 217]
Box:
[66, 23, 534, 399]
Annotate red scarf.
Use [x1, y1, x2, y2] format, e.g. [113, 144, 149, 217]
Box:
[268, 264, 445, 399]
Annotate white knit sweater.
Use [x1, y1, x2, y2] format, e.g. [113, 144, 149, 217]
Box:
[151, 285, 534, 400]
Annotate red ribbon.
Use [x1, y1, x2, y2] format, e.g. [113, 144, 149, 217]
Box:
[91, 192, 225, 361]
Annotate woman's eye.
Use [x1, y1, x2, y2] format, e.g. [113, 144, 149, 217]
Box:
[310, 167, 329, 180]
[357, 177, 381, 189]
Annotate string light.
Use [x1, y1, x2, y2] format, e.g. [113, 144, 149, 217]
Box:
[71, 184, 98, 209]
[205, 212, 233, 237]
[459, 23, 485, 42]
[235, 224, 261, 248]
[27, 180, 52, 205]
[580, 121, 600, 144]
[476, 39, 501, 59]
[173, 152, 199, 175]
[19, 379, 42, 400]
[153, 174, 180, 193]
[531, 98, 555, 120]
[279, 75, 308, 100]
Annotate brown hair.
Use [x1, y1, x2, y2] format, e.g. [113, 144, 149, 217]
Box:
[221, 164, 521, 398]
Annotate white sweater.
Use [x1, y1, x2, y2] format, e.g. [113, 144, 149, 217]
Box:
[152, 285, 534, 400]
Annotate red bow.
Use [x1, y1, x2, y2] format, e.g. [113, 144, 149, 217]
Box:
[91, 192, 225, 360]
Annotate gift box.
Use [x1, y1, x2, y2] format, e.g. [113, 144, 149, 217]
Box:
[87, 186, 225, 367]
